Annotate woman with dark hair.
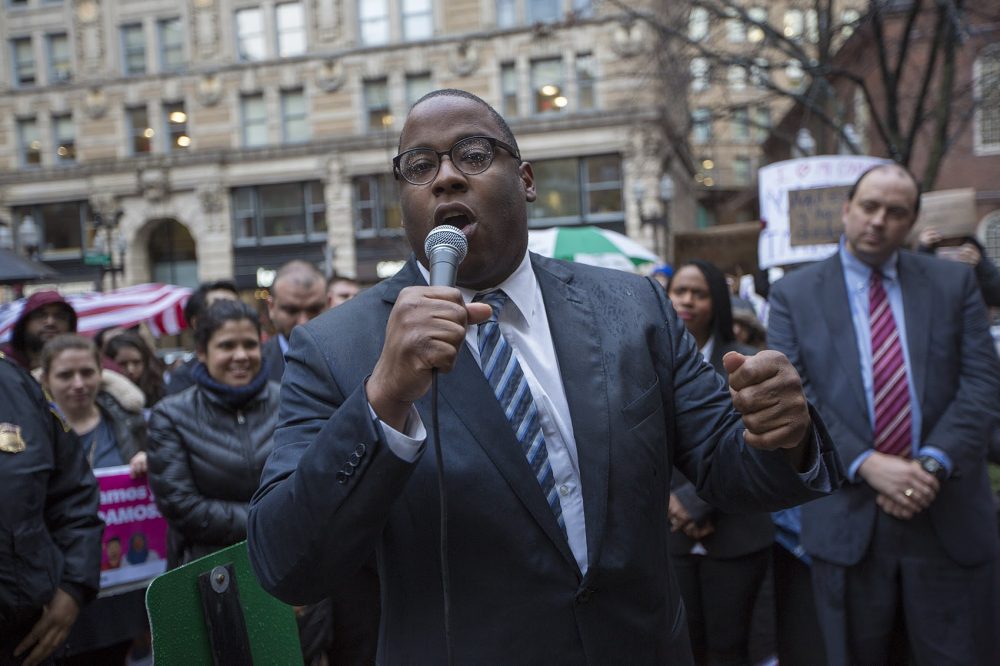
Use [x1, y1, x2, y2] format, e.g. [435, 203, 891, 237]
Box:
[104, 332, 165, 409]
[666, 260, 775, 665]
[147, 299, 278, 567]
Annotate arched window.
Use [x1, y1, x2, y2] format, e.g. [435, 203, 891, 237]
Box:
[975, 46, 1000, 154]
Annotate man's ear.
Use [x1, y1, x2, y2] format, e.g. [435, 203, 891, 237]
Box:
[520, 161, 536, 203]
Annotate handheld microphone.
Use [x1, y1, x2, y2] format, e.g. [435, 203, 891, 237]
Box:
[424, 225, 468, 287]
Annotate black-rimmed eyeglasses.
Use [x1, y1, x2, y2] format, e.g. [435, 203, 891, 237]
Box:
[393, 136, 521, 186]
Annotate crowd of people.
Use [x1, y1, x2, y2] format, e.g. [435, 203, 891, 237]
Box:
[1, 87, 998, 666]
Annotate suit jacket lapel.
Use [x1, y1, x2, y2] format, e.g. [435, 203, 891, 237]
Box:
[898, 253, 931, 409]
[819, 255, 868, 418]
[384, 257, 579, 570]
[533, 255, 611, 577]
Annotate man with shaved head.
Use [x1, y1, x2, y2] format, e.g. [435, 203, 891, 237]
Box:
[768, 163, 1000, 664]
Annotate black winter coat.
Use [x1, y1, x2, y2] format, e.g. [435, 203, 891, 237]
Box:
[0, 355, 102, 634]
[147, 381, 279, 566]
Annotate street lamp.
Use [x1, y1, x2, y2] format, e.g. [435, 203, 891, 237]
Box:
[18, 215, 40, 260]
[90, 210, 125, 291]
[633, 174, 676, 262]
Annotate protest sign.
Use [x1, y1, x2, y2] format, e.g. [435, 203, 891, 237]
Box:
[912, 188, 977, 241]
[758, 155, 890, 269]
[94, 466, 168, 594]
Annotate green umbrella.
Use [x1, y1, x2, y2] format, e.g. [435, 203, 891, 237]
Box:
[527, 226, 660, 272]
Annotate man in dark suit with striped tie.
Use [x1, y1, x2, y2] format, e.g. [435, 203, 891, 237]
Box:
[247, 89, 845, 663]
[768, 164, 1000, 665]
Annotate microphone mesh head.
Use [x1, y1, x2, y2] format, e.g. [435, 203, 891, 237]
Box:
[424, 225, 468, 262]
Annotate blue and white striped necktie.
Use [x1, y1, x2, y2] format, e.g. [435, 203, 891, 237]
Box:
[474, 290, 565, 535]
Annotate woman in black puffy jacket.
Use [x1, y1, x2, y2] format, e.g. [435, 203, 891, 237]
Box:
[148, 299, 279, 567]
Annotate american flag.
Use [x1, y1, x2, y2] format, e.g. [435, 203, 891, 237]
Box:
[0, 283, 191, 343]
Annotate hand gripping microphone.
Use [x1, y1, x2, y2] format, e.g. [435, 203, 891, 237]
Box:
[424, 225, 468, 287]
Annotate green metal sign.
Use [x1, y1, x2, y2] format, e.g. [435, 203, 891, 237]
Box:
[83, 253, 111, 266]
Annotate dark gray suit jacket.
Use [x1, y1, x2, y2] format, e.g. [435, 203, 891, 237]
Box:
[248, 254, 843, 663]
[768, 251, 1000, 568]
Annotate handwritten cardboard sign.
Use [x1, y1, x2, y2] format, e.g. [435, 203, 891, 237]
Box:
[788, 185, 851, 247]
[912, 188, 977, 241]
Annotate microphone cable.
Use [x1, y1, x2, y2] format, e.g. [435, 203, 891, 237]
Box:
[431, 369, 454, 666]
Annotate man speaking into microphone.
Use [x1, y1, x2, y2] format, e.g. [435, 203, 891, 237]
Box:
[248, 89, 844, 663]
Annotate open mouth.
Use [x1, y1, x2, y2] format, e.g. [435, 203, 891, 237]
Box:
[434, 203, 476, 231]
[441, 213, 471, 229]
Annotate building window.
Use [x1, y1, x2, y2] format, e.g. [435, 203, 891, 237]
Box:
[527, 0, 559, 23]
[12, 37, 35, 87]
[46, 33, 71, 83]
[18, 118, 41, 166]
[354, 174, 402, 237]
[747, 7, 767, 43]
[164, 102, 190, 151]
[783, 9, 803, 39]
[232, 181, 326, 244]
[236, 8, 265, 61]
[127, 106, 153, 155]
[688, 7, 709, 41]
[405, 73, 433, 107]
[732, 107, 750, 142]
[753, 106, 771, 141]
[726, 11, 745, 43]
[158, 18, 184, 72]
[733, 157, 752, 185]
[528, 155, 623, 226]
[576, 52, 595, 110]
[500, 62, 518, 117]
[364, 78, 391, 131]
[750, 58, 770, 87]
[692, 108, 712, 144]
[402, 0, 433, 41]
[360, 0, 389, 46]
[496, 0, 515, 28]
[53, 114, 75, 163]
[281, 89, 309, 143]
[841, 9, 861, 38]
[785, 60, 804, 86]
[242, 94, 268, 147]
[532, 58, 565, 114]
[690, 57, 710, 92]
[121, 24, 146, 75]
[13, 202, 89, 258]
[276, 2, 306, 57]
[976, 48, 1000, 152]
[727, 65, 746, 91]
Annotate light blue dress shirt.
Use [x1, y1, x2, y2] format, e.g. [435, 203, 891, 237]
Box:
[838, 240, 950, 480]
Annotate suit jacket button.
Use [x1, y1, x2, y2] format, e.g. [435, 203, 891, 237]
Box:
[336, 471, 349, 485]
[576, 588, 594, 604]
[355, 443, 367, 456]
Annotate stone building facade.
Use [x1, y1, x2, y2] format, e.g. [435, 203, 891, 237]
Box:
[0, 0, 688, 292]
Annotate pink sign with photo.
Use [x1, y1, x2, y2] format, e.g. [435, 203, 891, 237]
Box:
[94, 466, 168, 593]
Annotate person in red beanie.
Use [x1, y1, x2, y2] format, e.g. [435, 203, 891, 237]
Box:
[2, 290, 78, 371]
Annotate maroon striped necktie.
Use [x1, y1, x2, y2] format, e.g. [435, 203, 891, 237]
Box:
[870, 271, 912, 457]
